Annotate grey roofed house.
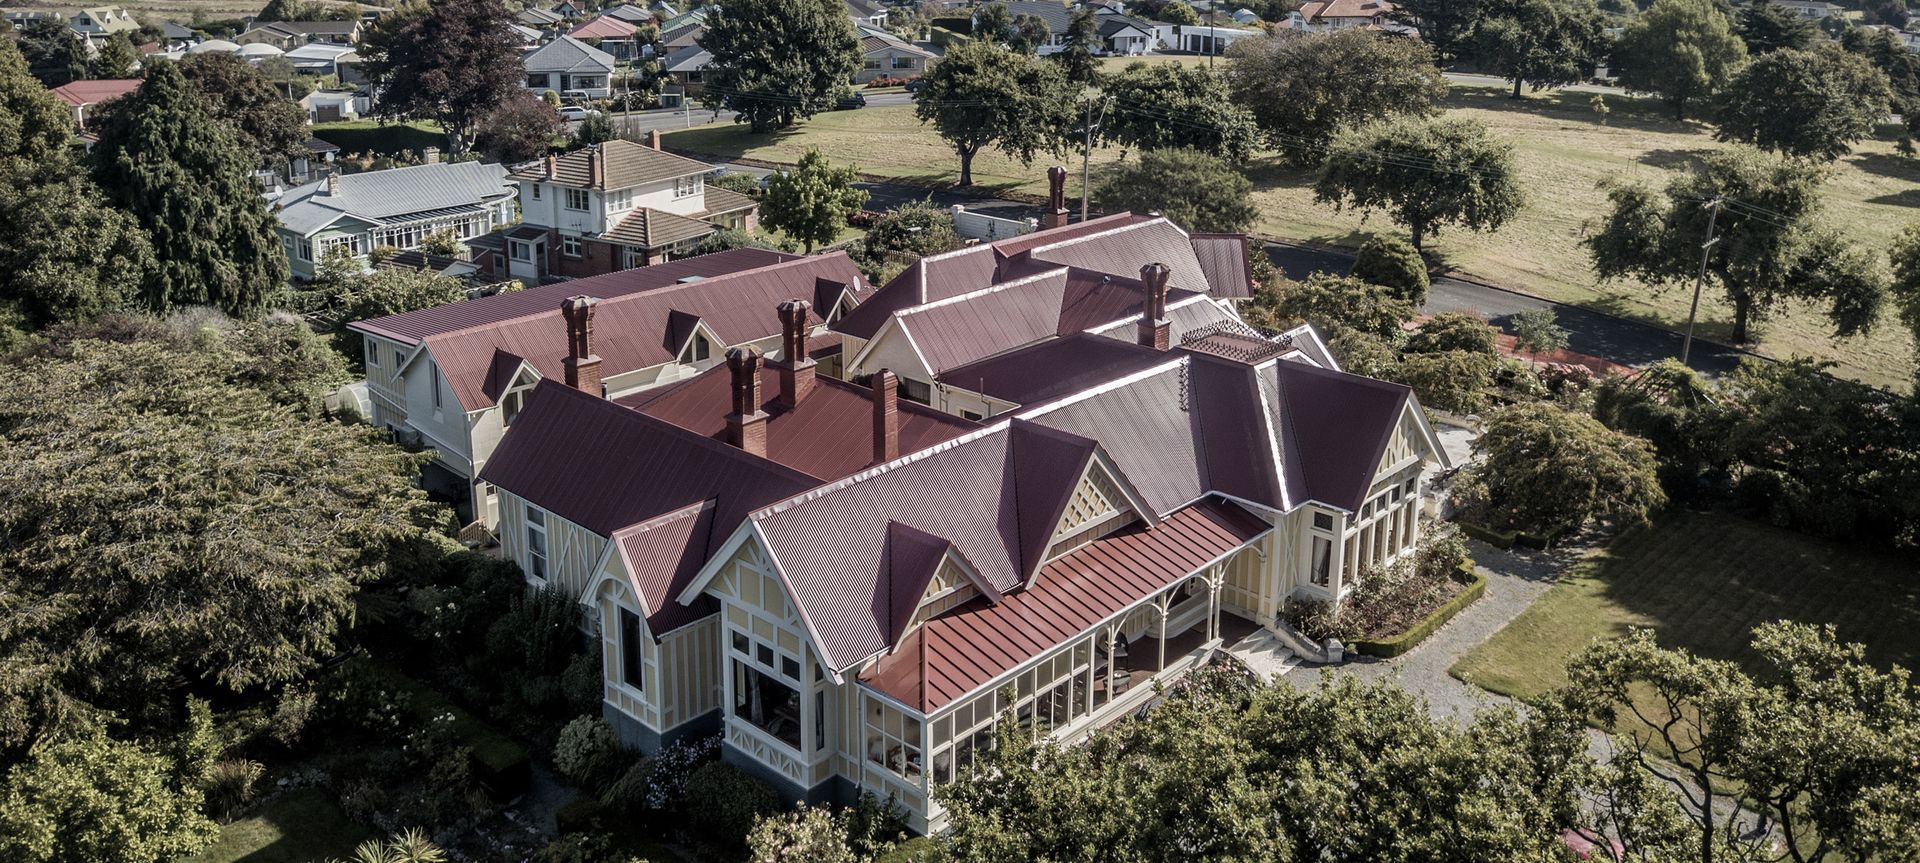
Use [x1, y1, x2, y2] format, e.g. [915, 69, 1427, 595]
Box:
[518, 7, 565, 26]
[161, 21, 195, 38]
[275, 161, 513, 237]
[603, 3, 654, 23]
[662, 44, 710, 74]
[659, 20, 704, 49]
[524, 35, 617, 74]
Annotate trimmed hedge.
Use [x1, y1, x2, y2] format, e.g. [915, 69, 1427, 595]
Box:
[1457, 520, 1518, 549]
[1350, 564, 1485, 659]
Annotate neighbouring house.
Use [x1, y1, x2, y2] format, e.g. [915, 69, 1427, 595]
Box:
[1232, 7, 1261, 23]
[345, 247, 868, 522]
[1157, 22, 1264, 53]
[186, 38, 243, 57]
[236, 19, 364, 48]
[50, 78, 141, 133]
[552, 0, 586, 19]
[1288, 0, 1416, 32]
[659, 6, 708, 32]
[1764, 0, 1843, 17]
[847, 0, 889, 27]
[450, 190, 1445, 831]
[272, 159, 515, 280]
[160, 21, 200, 50]
[519, 6, 566, 28]
[69, 6, 138, 43]
[661, 45, 711, 99]
[474, 137, 759, 282]
[302, 88, 365, 122]
[511, 22, 544, 47]
[285, 42, 363, 80]
[524, 35, 616, 98]
[603, 3, 656, 25]
[236, 41, 285, 65]
[856, 27, 937, 82]
[986, 1, 1159, 56]
[568, 15, 642, 60]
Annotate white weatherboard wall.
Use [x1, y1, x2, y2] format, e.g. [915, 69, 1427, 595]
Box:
[950, 205, 1037, 241]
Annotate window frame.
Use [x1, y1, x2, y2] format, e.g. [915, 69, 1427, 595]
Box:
[618, 606, 645, 692]
[562, 235, 582, 257]
[564, 187, 590, 211]
[524, 505, 549, 582]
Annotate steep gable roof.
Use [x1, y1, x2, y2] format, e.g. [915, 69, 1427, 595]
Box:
[524, 35, 615, 73]
[568, 15, 638, 38]
[507, 138, 713, 189]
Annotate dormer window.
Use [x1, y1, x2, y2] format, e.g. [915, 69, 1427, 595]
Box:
[680, 333, 711, 364]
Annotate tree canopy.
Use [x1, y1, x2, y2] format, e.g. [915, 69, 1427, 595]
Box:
[1351, 233, 1430, 305]
[16, 19, 86, 87]
[89, 63, 288, 317]
[761, 148, 868, 253]
[1225, 31, 1447, 167]
[1470, 0, 1606, 99]
[1100, 62, 1259, 162]
[1737, 0, 1818, 55]
[1315, 116, 1525, 249]
[1093, 147, 1259, 233]
[698, 0, 862, 132]
[1390, 0, 1483, 60]
[1585, 147, 1885, 343]
[358, 0, 524, 155]
[475, 89, 563, 164]
[1612, 0, 1748, 120]
[177, 53, 314, 168]
[1715, 45, 1893, 161]
[0, 726, 218, 863]
[1054, 7, 1101, 84]
[1458, 401, 1666, 535]
[865, 199, 959, 258]
[1889, 223, 1920, 394]
[913, 40, 1077, 187]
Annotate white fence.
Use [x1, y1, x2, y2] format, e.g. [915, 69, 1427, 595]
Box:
[951, 205, 1037, 242]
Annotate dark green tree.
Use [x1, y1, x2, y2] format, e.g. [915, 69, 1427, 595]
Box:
[89, 64, 287, 317]
[1267, 273, 1416, 339]
[1842, 27, 1920, 139]
[1510, 306, 1569, 358]
[761, 148, 867, 253]
[1612, 0, 1748, 120]
[1093, 147, 1259, 233]
[914, 40, 1077, 187]
[1889, 222, 1920, 393]
[1470, 0, 1606, 99]
[1715, 45, 1892, 161]
[971, 0, 1013, 44]
[255, 0, 324, 21]
[1316, 116, 1526, 249]
[0, 726, 218, 863]
[1225, 30, 1448, 167]
[0, 40, 76, 164]
[1585, 147, 1884, 343]
[1008, 12, 1051, 53]
[1394, 349, 1497, 413]
[1406, 310, 1498, 355]
[358, 0, 525, 155]
[1101, 62, 1259, 162]
[1160, 0, 1201, 24]
[1054, 7, 1101, 84]
[698, 0, 862, 132]
[475, 89, 563, 163]
[1736, 0, 1818, 54]
[573, 111, 617, 147]
[89, 32, 141, 79]
[1351, 233, 1430, 305]
[692, 227, 786, 255]
[177, 53, 313, 168]
[16, 19, 86, 86]
[1457, 400, 1666, 534]
[1391, 0, 1484, 60]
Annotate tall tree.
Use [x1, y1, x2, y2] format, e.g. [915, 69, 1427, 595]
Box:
[89, 64, 287, 317]
[177, 53, 312, 168]
[358, 0, 524, 155]
[1093, 147, 1259, 233]
[1842, 26, 1920, 129]
[1315, 116, 1525, 249]
[914, 40, 1077, 187]
[1054, 7, 1100, 84]
[1390, 0, 1483, 60]
[1586, 147, 1885, 343]
[1612, 0, 1747, 120]
[1471, 0, 1606, 99]
[1715, 45, 1892, 161]
[971, 0, 1013, 45]
[699, 0, 862, 133]
[1100, 62, 1259, 162]
[1885, 223, 1920, 393]
[89, 32, 141, 79]
[474, 89, 563, 163]
[16, 19, 86, 86]
[0, 40, 82, 169]
[760, 148, 867, 253]
[0, 726, 218, 863]
[1737, 0, 1817, 54]
[1225, 31, 1448, 167]
[1008, 12, 1051, 53]
[255, 0, 324, 21]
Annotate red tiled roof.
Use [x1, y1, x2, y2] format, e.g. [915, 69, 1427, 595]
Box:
[861, 496, 1270, 711]
[352, 248, 798, 345]
[618, 365, 978, 481]
[50, 78, 141, 106]
[937, 333, 1169, 408]
[1189, 233, 1255, 300]
[568, 14, 637, 38]
[419, 252, 864, 411]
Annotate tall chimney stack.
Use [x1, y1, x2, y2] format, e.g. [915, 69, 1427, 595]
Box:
[587, 145, 604, 188]
[562, 295, 603, 394]
[772, 299, 815, 409]
[871, 369, 899, 465]
[545, 152, 558, 179]
[1042, 165, 1069, 229]
[725, 347, 769, 457]
[1137, 263, 1170, 351]
[648, 129, 662, 150]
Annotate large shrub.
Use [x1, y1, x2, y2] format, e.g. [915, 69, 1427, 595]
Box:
[1350, 234, 1429, 306]
[1404, 311, 1497, 356]
[865, 199, 959, 258]
[1391, 350, 1495, 415]
[1457, 402, 1666, 536]
[684, 761, 781, 857]
[553, 716, 625, 791]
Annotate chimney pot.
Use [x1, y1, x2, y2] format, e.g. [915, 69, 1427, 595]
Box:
[562, 295, 603, 394]
[1138, 262, 1170, 351]
[423, 146, 440, 164]
[772, 299, 816, 409]
[648, 129, 662, 150]
[725, 346, 769, 456]
[1042, 164, 1069, 229]
[871, 369, 899, 465]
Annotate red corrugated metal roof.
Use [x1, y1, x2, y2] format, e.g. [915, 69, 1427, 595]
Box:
[352, 248, 798, 345]
[1189, 233, 1255, 300]
[1025, 218, 1210, 297]
[860, 496, 1269, 711]
[611, 500, 720, 636]
[423, 252, 864, 411]
[937, 333, 1169, 407]
[616, 365, 977, 481]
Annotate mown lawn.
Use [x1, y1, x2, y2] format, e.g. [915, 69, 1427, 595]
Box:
[665, 83, 1920, 389]
[180, 788, 370, 863]
[1450, 510, 1920, 702]
[310, 119, 450, 158]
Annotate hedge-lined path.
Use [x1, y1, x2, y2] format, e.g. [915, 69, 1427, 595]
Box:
[1281, 539, 1577, 721]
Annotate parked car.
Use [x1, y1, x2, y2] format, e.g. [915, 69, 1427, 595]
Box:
[905, 78, 926, 93]
[560, 89, 594, 104]
[557, 106, 601, 122]
[834, 92, 867, 110]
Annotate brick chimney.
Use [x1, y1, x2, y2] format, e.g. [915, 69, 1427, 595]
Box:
[871, 369, 899, 465]
[325, 173, 340, 196]
[1042, 164, 1069, 229]
[648, 129, 662, 150]
[562, 295, 603, 394]
[771, 299, 815, 409]
[544, 153, 558, 179]
[423, 146, 441, 164]
[725, 346, 769, 457]
[1137, 262, 1170, 351]
[587, 145, 604, 188]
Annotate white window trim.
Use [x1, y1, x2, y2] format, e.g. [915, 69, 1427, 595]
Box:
[524, 505, 549, 582]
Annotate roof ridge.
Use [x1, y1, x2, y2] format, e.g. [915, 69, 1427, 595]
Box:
[749, 418, 1016, 522]
[611, 496, 716, 537]
[531, 379, 821, 487]
[1024, 215, 1179, 256]
[893, 266, 1069, 317]
[1012, 357, 1187, 421]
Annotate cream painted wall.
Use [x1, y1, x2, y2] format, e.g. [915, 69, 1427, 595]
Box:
[496, 489, 610, 602]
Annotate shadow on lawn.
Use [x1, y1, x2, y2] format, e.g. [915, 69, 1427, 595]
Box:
[1846, 149, 1920, 184]
[1636, 147, 1709, 172]
[1443, 86, 1707, 136]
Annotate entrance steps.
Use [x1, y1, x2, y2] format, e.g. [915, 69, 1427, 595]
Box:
[1226, 628, 1301, 682]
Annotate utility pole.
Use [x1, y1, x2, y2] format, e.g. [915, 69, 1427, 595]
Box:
[1680, 197, 1723, 366]
[1079, 97, 1106, 223]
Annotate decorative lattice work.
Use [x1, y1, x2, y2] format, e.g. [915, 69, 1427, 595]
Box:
[1055, 466, 1124, 539]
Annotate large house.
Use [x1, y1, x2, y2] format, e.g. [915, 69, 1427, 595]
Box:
[985, 1, 1160, 56]
[346, 248, 869, 523]
[50, 78, 141, 133]
[568, 15, 643, 60]
[1287, 0, 1417, 33]
[524, 35, 617, 98]
[856, 26, 937, 83]
[349, 175, 1446, 832]
[472, 137, 758, 282]
[236, 19, 364, 48]
[273, 159, 515, 279]
[68, 6, 138, 43]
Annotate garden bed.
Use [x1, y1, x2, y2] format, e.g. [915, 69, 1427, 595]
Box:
[1350, 564, 1485, 658]
[1285, 527, 1483, 655]
[358, 660, 534, 800]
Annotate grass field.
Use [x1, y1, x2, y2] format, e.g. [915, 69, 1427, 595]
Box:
[663, 83, 1920, 389]
[1450, 510, 1920, 701]
[181, 788, 370, 863]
